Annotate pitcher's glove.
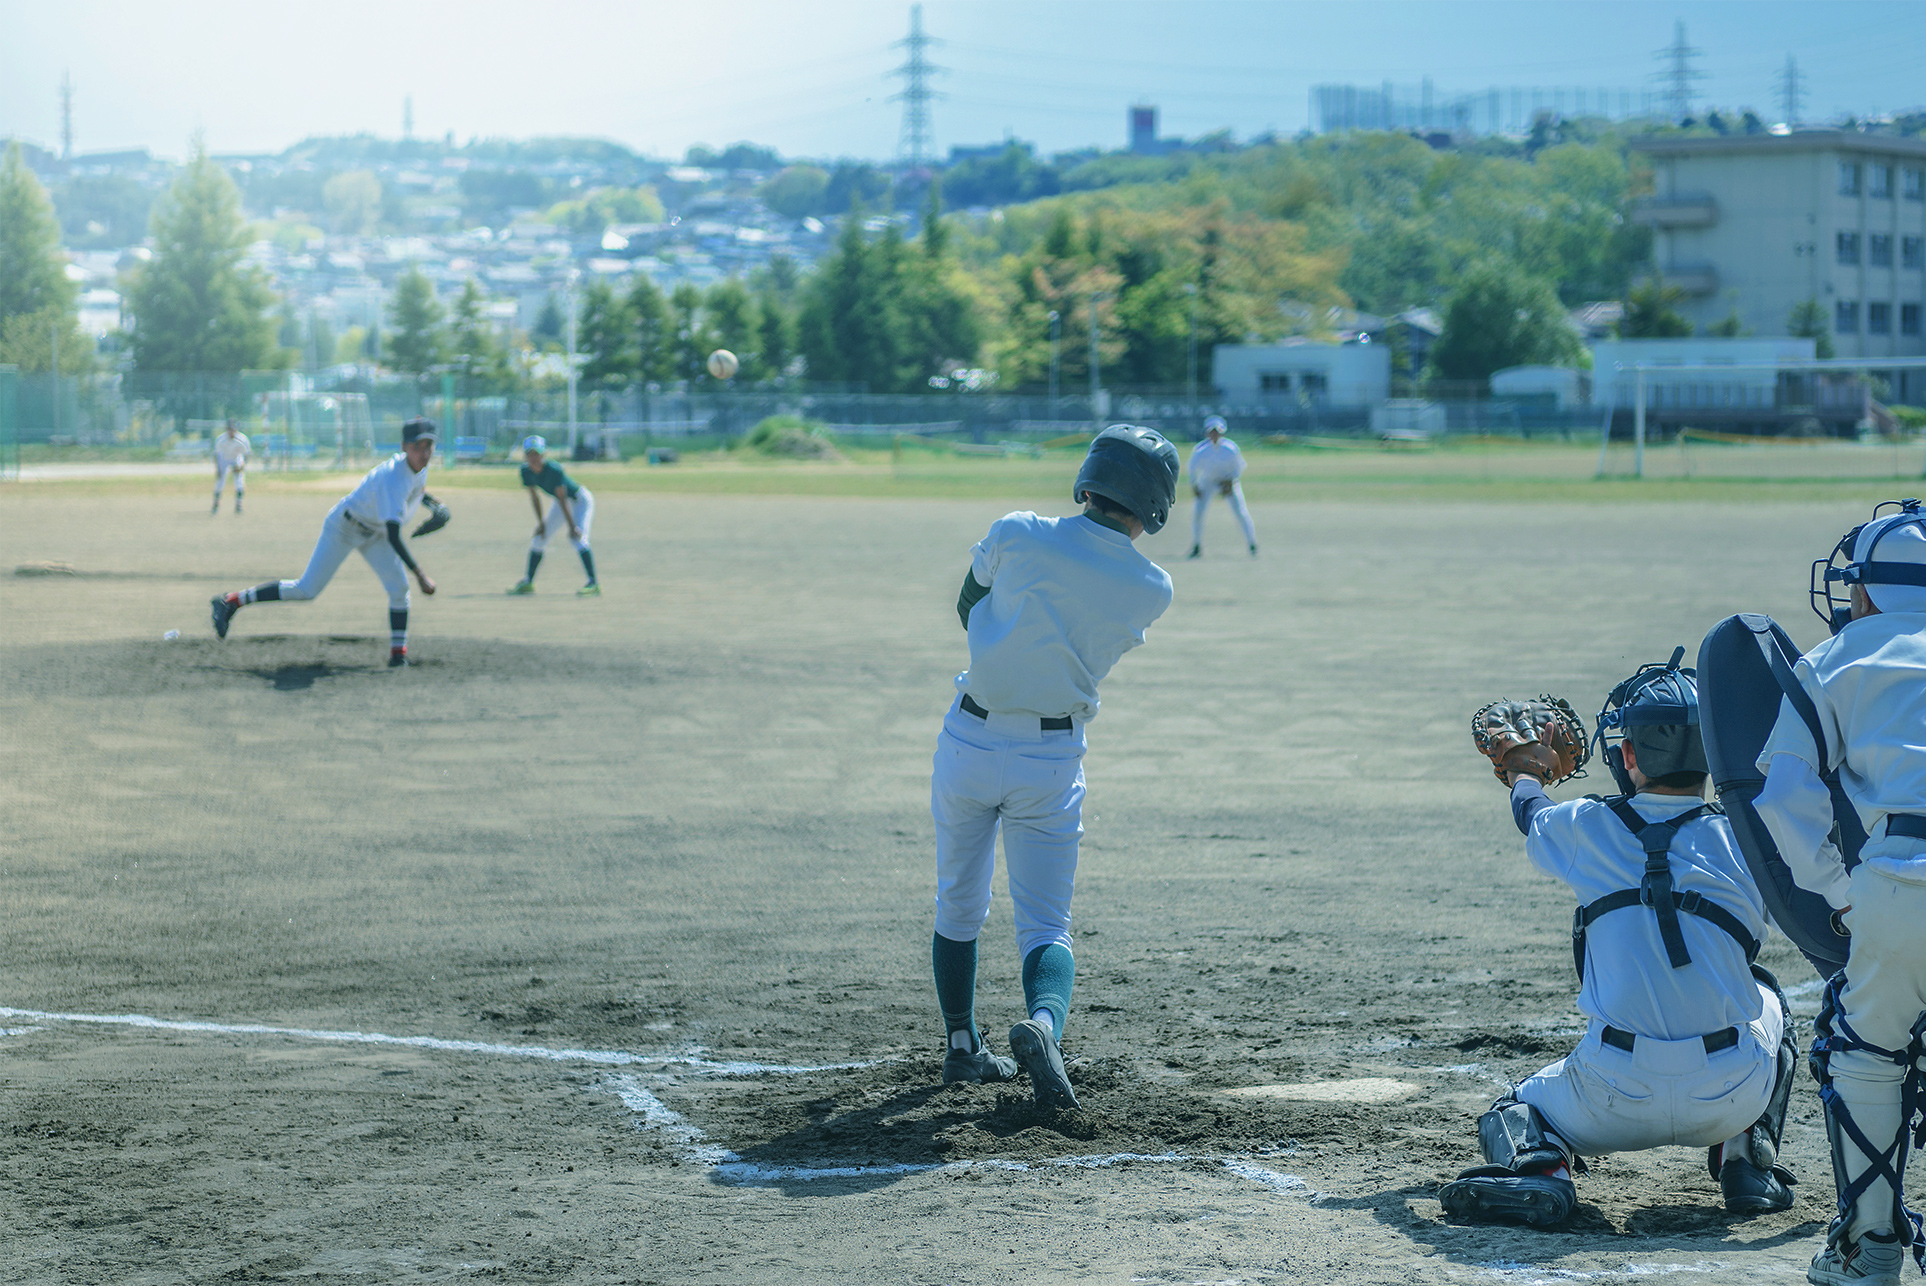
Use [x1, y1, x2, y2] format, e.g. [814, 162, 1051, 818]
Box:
[412, 496, 451, 538]
[1472, 696, 1589, 787]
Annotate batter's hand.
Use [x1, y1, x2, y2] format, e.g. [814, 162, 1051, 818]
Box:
[1218, 480, 1235, 496]
[416, 572, 437, 596]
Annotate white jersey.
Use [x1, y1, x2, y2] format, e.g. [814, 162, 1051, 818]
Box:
[1516, 781, 1769, 1039]
[1756, 611, 1926, 902]
[960, 512, 1172, 724]
[1189, 438, 1246, 489]
[214, 433, 250, 467]
[336, 453, 430, 530]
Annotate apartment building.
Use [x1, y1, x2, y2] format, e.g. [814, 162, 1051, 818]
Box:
[1631, 131, 1926, 398]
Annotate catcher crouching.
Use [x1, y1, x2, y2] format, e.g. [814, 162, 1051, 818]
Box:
[1442, 651, 1799, 1228]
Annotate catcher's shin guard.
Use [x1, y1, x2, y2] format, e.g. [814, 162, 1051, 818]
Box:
[1810, 972, 1926, 1270]
[1440, 1099, 1578, 1228]
[1477, 1099, 1571, 1175]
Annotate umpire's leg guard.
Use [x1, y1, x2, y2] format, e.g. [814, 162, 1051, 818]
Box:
[1810, 971, 1926, 1270]
[1439, 1099, 1577, 1228]
[1717, 965, 1799, 1213]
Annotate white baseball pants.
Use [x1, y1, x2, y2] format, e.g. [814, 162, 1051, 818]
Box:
[278, 507, 411, 610]
[1192, 481, 1256, 548]
[931, 697, 1086, 959]
[1517, 984, 1784, 1158]
[530, 488, 594, 553]
[214, 461, 245, 496]
[1828, 857, 1926, 1236]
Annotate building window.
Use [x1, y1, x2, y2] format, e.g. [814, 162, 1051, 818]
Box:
[1258, 373, 1292, 393]
[1869, 302, 1892, 334]
[1840, 161, 1862, 195]
[1906, 168, 1924, 201]
[1871, 233, 1894, 267]
[1871, 165, 1894, 199]
[1905, 236, 1924, 269]
[1904, 303, 1922, 336]
[1836, 301, 1860, 332]
[1838, 231, 1861, 264]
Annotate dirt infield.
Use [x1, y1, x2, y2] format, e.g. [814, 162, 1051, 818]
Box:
[0, 468, 1896, 1283]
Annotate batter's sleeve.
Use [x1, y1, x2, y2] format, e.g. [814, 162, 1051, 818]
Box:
[385, 521, 421, 573]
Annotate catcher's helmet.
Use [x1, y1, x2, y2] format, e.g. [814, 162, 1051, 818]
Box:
[1074, 424, 1180, 534]
[1594, 646, 1706, 795]
[1811, 498, 1926, 635]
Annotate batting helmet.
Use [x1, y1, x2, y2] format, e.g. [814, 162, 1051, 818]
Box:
[1594, 646, 1706, 795]
[1811, 497, 1926, 635]
[1074, 424, 1180, 534]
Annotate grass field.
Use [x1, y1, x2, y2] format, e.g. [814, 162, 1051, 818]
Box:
[0, 451, 1908, 1283]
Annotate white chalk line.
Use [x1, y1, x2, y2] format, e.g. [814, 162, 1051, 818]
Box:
[1465, 1261, 1733, 1282]
[0, 1005, 878, 1076]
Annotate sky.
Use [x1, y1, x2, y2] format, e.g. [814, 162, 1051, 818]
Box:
[3, 0, 1924, 164]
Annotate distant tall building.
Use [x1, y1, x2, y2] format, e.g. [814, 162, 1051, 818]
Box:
[1130, 105, 1157, 153]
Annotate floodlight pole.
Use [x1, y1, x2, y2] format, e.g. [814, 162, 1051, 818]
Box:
[1633, 366, 1647, 478]
[1047, 310, 1060, 413]
[565, 269, 581, 455]
[1088, 291, 1111, 430]
[1184, 283, 1199, 408]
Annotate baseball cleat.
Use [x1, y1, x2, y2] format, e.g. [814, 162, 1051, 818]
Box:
[1720, 1155, 1795, 1215]
[507, 581, 535, 595]
[1808, 1232, 1904, 1286]
[1249, 543, 1258, 557]
[577, 582, 601, 597]
[942, 1042, 1018, 1085]
[1008, 1019, 1079, 1111]
[388, 648, 408, 668]
[210, 595, 236, 639]
[1439, 1167, 1576, 1227]
[1185, 545, 1201, 559]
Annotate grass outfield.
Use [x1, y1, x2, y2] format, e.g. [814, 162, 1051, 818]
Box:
[19, 435, 1925, 505]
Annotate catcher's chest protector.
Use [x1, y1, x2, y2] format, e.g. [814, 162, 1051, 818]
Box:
[1570, 798, 1759, 982]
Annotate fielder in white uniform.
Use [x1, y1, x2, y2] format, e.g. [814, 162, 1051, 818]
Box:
[1755, 501, 1926, 1286]
[210, 418, 441, 668]
[1442, 654, 1797, 1228]
[507, 436, 598, 597]
[212, 420, 249, 515]
[1185, 415, 1256, 559]
[931, 425, 1177, 1108]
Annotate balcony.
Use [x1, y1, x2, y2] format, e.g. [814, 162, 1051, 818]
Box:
[1632, 196, 1720, 228]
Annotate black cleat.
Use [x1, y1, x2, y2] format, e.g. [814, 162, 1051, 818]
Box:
[388, 648, 408, 668]
[1185, 545, 1201, 559]
[1008, 1019, 1079, 1110]
[1249, 543, 1258, 557]
[1439, 1167, 1576, 1228]
[942, 1041, 1018, 1085]
[210, 595, 236, 639]
[1721, 1155, 1795, 1215]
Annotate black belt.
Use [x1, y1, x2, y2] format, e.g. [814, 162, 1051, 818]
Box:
[1601, 1025, 1738, 1055]
[960, 694, 1072, 732]
[1886, 814, 1926, 840]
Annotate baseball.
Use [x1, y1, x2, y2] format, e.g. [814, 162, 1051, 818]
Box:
[706, 349, 739, 381]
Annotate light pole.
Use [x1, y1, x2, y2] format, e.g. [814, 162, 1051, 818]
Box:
[563, 270, 581, 458]
[1184, 283, 1199, 409]
[1088, 291, 1111, 430]
[1047, 310, 1060, 413]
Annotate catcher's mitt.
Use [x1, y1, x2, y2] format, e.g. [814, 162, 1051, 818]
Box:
[412, 496, 451, 538]
[1472, 696, 1589, 787]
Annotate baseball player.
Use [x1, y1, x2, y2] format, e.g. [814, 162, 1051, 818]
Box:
[507, 436, 598, 597]
[930, 425, 1177, 1108]
[1444, 655, 1798, 1228]
[1754, 499, 1926, 1286]
[209, 417, 449, 667]
[1184, 415, 1256, 559]
[212, 419, 249, 515]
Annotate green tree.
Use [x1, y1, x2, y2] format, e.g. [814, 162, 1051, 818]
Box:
[1704, 307, 1750, 337]
[1619, 280, 1693, 338]
[0, 141, 85, 370]
[755, 279, 794, 380]
[385, 265, 447, 375]
[449, 278, 512, 387]
[1788, 297, 1836, 359]
[1429, 260, 1581, 383]
[760, 165, 830, 219]
[627, 275, 675, 384]
[796, 209, 906, 390]
[668, 283, 709, 383]
[532, 292, 565, 349]
[574, 280, 633, 389]
[323, 170, 383, 235]
[126, 141, 281, 373]
[703, 278, 762, 380]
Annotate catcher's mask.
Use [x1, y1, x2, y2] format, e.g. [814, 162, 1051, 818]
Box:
[1594, 646, 1706, 795]
[1810, 498, 1926, 635]
[1074, 424, 1180, 534]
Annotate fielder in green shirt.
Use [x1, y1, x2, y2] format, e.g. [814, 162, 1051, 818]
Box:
[509, 436, 600, 597]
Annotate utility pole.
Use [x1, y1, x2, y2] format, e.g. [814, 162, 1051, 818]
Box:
[889, 4, 945, 166]
[1653, 21, 1706, 122]
[1088, 292, 1111, 430]
[565, 270, 580, 456]
[59, 72, 74, 160]
[1184, 283, 1199, 407]
[1047, 310, 1060, 412]
[1777, 55, 1806, 127]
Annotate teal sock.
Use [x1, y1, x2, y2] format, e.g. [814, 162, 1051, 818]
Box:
[579, 547, 597, 584]
[932, 932, 978, 1048]
[1021, 943, 1074, 1040]
[525, 550, 543, 582]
